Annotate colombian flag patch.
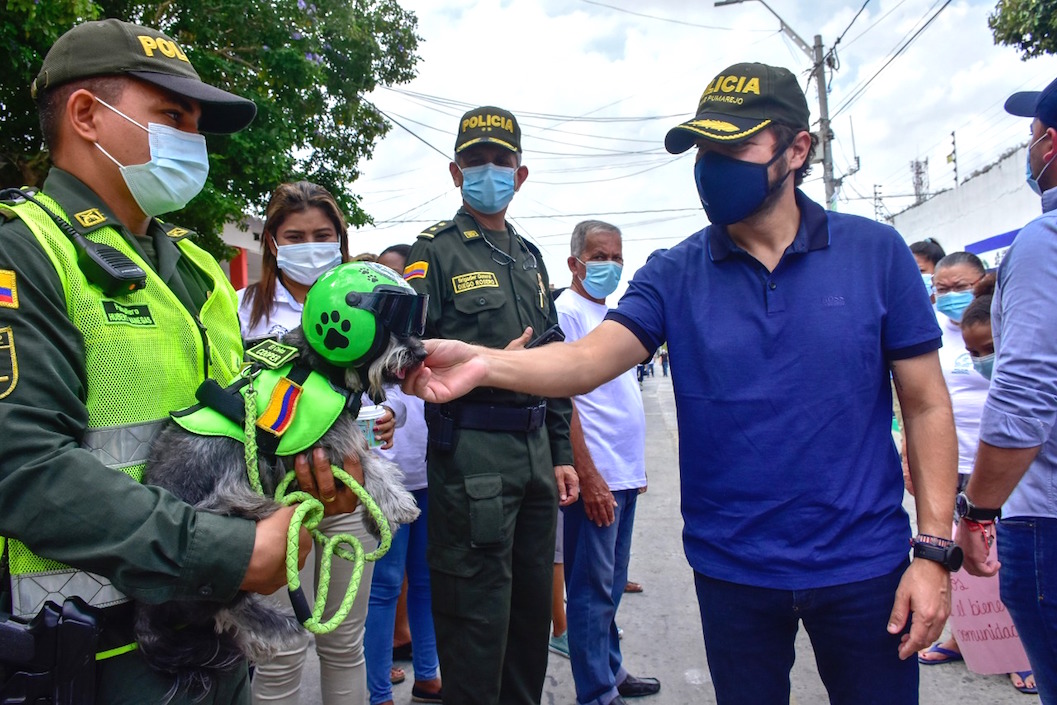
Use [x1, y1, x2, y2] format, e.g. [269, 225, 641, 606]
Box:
[404, 261, 429, 281]
[257, 377, 303, 436]
[0, 270, 17, 309]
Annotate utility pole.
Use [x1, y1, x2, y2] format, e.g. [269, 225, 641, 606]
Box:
[948, 130, 959, 188]
[715, 0, 837, 209]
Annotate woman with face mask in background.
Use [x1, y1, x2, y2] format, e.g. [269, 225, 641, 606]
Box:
[915, 256, 1035, 694]
[239, 181, 395, 705]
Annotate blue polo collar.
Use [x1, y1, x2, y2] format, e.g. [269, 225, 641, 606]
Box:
[707, 189, 831, 262]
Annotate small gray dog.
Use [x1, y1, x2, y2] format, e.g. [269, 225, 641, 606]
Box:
[135, 262, 427, 698]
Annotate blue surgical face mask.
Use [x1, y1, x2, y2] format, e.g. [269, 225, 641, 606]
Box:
[971, 353, 995, 380]
[576, 259, 622, 299]
[93, 97, 209, 217]
[922, 272, 934, 296]
[1026, 133, 1054, 196]
[935, 290, 974, 322]
[694, 141, 792, 225]
[275, 240, 342, 285]
[460, 163, 517, 214]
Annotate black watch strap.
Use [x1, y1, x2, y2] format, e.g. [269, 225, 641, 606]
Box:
[911, 535, 964, 572]
[957, 491, 1001, 522]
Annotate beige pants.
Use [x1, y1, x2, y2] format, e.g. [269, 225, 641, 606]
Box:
[252, 505, 377, 704]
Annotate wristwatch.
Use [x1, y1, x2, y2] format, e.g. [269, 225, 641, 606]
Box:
[956, 491, 1001, 522]
[911, 534, 964, 572]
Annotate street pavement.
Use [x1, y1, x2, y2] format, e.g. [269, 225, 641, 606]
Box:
[300, 372, 1036, 704]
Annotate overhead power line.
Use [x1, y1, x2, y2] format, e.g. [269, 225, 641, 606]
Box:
[579, 0, 772, 31]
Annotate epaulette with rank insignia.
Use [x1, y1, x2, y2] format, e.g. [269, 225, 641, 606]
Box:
[418, 220, 456, 240]
[159, 222, 196, 241]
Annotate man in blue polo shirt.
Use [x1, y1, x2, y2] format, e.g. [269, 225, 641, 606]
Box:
[403, 62, 960, 705]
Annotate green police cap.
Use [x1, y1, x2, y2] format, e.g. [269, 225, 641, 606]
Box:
[454, 106, 521, 154]
[664, 62, 810, 154]
[32, 18, 256, 134]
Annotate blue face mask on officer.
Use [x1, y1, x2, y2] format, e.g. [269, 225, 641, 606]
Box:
[459, 163, 517, 215]
[576, 259, 623, 299]
[93, 97, 210, 217]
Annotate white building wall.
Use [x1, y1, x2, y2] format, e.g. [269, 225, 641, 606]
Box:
[890, 146, 1041, 268]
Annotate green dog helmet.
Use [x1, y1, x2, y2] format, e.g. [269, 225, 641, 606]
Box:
[302, 261, 427, 367]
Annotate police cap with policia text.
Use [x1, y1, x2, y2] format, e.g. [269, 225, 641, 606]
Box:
[455, 106, 521, 154]
[31, 18, 256, 134]
[665, 62, 810, 154]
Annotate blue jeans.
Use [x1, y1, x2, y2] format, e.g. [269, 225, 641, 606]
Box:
[564, 489, 638, 705]
[364, 488, 438, 705]
[999, 517, 1057, 704]
[693, 561, 916, 705]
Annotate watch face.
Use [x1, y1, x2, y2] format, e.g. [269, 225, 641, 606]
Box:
[955, 492, 969, 518]
[948, 544, 965, 572]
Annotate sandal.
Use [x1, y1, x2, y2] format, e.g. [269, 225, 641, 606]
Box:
[917, 643, 963, 665]
[390, 667, 406, 685]
[1010, 671, 1037, 695]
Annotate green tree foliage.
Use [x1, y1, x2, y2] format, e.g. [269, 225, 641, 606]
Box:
[989, 0, 1057, 59]
[0, 0, 419, 259]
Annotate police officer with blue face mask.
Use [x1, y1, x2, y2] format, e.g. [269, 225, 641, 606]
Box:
[403, 106, 577, 705]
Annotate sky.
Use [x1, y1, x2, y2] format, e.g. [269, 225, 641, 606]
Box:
[347, 0, 1057, 294]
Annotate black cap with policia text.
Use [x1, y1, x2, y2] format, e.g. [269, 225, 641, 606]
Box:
[665, 62, 810, 154]
[455, 106, 522, 154]
[31, 18, 256, 134]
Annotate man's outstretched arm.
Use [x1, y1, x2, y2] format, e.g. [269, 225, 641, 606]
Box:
[403, 320, 648, 403]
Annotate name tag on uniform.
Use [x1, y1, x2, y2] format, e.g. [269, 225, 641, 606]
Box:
[452, 272, 498, 294]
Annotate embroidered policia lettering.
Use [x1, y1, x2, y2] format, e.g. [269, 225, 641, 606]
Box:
[136, 35, 190, 63]
[462, 113, 515, 135]
[700, 74, 761, 107]
[101, 300, 156, 327]
[452, 272, 499, 294]
[0, 270, 17, 309]
[0, 326, 17, 399]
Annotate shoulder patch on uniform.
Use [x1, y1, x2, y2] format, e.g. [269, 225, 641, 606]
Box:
[158, 222, 194, 239]
[0, 326, 18, 400]
[73, 208, 107, 228]
[0, 270, 18, 309]
[404, 261, 429, 281]
[452, 271, 499, 294]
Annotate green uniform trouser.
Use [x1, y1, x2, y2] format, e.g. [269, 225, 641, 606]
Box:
[427, 426, 558, 705]
[97, 650, 250, 703]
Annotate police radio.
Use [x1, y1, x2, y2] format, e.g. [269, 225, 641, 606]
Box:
[0, 189, 146, 297]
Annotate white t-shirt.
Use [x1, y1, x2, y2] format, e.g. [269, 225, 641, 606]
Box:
[937, 310, 989, 475]
[555, 289, 646, 490]
[236, 280, 302, 340]
[377, 387, 427, 491]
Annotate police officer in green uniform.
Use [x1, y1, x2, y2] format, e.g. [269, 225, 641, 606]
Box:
[0, 19, 360, 703]
[404, 106, 578, 705]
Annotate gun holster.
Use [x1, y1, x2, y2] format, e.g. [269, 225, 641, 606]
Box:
[0, 596, 100, 705]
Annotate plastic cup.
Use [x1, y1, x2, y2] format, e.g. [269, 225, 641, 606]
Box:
[357, 404, 386, 448]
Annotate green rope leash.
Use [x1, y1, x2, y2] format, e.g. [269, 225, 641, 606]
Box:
[242, 376, 392, 634]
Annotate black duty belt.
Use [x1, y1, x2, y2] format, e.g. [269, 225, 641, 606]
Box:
[433, 400, 548, 433]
